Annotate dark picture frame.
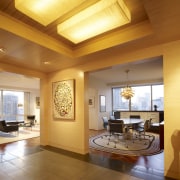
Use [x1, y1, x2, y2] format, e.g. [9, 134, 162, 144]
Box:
[88, 96, 95, 107]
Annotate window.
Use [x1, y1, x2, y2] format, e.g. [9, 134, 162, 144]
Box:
[131, 86, 151, 111]
[152, 85, 164, 111]
[112, 88, 129, 111]
[112, 84, 164, 111]
[0, 90, 30, 121]
[112, 88, 120, 110]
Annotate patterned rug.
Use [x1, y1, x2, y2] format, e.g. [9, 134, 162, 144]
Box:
[89, 132, 163, 156]
[0, 126, 40, 144]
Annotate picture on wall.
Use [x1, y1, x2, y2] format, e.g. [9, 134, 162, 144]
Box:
[52, 79, 75, 120]
[88, 96, 95, 107]
[36, 97, 40, 108]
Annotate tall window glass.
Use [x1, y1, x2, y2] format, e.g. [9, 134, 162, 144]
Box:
[152, 85, 164, 111]
[112, 84, 164, 111]
[112, 88, 129, 111]
[131, 86, 151, 111]
[3, 91, 24, 121]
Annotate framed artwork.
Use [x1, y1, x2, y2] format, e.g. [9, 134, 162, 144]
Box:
[100, 95, 106, 112]
[36, 97, 40, 108]
[88, 96, 95, 107]
[52, 79, 75, 120]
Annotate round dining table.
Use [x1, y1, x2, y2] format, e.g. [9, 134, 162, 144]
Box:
[117, 118, 143, 125]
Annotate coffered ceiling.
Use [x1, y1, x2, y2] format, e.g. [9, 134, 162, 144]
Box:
[0, 0, 180, 73]
[0, 0, 147, 47]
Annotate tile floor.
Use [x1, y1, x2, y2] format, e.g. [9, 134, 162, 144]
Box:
[0, 149, 142, 180]
[0, 144, 174, 180]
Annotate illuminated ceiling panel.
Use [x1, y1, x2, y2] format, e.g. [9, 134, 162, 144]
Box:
[57, 0, 131, 44]
[15, 0, 87, 26]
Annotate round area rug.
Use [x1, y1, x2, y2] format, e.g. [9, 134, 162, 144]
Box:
[89, 132, 163, 156]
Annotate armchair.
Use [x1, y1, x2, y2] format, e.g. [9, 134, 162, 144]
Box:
[102, 117, 109, 129]
[135, 119, 151, 141]
[0, 120, 19, 134]
[20, 115, 36, 130]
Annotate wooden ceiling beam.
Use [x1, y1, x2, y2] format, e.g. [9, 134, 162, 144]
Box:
[0, 11, 73, 58]
[73, 20, 154, 57]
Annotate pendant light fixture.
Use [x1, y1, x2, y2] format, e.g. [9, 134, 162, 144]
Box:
[121, 69, 134, 100]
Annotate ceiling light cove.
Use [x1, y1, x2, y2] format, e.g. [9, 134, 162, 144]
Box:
[15, 0, 87, 26]
[57, 0, 131, 44]
[0, 47, 6, 53]
[43, 61, 51, 65]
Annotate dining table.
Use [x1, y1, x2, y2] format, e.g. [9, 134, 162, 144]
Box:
[117, 118, 143, 126]
[116, 118, 144, 135]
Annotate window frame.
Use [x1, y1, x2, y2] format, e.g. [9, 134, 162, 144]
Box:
[112, 84, 164, 112]
[0, 90, 30, 122]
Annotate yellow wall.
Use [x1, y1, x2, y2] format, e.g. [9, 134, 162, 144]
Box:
[163, 41, 180, 179]
[41, 68, 89, 154]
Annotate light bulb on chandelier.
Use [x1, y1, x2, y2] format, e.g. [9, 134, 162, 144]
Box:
[121, 69, 134, 100]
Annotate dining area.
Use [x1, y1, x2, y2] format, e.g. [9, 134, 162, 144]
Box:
[90, 114, 162, 156]
[89, 115, 164, 179]
[107, 116, 152, 146]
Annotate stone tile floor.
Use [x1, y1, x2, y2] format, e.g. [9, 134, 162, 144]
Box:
[0, 149, 142, 180]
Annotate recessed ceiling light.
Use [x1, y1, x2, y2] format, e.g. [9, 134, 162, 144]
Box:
[0, 47, 5, 53]
[57, 0, 131, 44]
[15, 0, 88, 26]
[43, 61, 51, 65]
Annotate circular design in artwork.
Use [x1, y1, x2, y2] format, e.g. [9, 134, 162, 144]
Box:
[54, 82, 73, 117]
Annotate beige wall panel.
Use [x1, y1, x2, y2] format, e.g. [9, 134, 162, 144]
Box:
[40, 78, 49, 146]
[45, 68, 89, 154]
[163, 40, 180, 179]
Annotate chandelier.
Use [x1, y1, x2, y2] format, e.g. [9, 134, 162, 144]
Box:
[121, 70, 134, 100]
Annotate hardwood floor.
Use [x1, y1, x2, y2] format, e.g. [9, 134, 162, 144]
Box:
[0, 137, 41, 158]
[0, 130, 164, 169]
[89, 129, 164, 170]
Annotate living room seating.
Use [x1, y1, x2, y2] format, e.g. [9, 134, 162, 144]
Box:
[0, 120, 19, 134]
[19, 115, 36, 130]
[27, 115, 36, 126]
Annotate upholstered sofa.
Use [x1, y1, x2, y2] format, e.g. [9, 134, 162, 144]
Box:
[0, 120, 19, 133]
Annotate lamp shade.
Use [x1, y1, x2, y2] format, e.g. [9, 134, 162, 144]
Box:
[121, 69, 134, 100]
[121, 86, 134, 100]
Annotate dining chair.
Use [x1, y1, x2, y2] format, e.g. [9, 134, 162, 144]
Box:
[129, 115, 141, 133]
[110, 115, 115, 120]
[138, 118, 152, 129]
[107, 120, 128, 148]
[135, 119, 151, 142]
[102, 117, 109, 129]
